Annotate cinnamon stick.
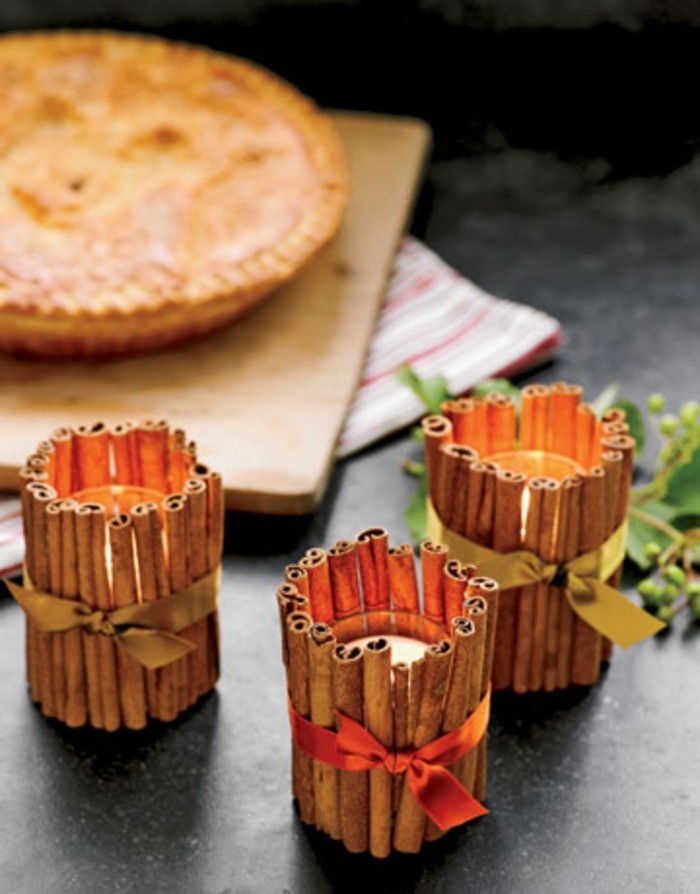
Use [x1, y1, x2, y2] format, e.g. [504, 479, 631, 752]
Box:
[519, 384, 550, 450]
[300, 548, 334, 624]
[570, 468, 606, 685]
[393, 639, 452, 854]
[437, 444, 477, 536]
[356, 527, 390, 612]
[46, 500, 66, 721]
[108, 514, 148, 729]
[486, 392, 517, 455]
[543, 480, 572, 691]
[387, 543, 420, 613]
[529, 478, 560, 691]
[110, 422, 138, 486]
[333, 644, 369, 853]
[135, 420, 170, 492]
[364, 637, 393, 858]
[26, 482, 57, 713]
[466, 578, 498, 801]
[469, 398, 488, 456]
[393, 661, 410, 812]
[449, 612, 484, 802]
[445, 397, 476, 445]
[164, 493, 189, 717]
[131, 501, 168, 719]
[422, 415, 453, 517]
[491, 469, 526, 690]
[549, 382, 582, 459]
[286, 611, 314, 824]
[555, 476, 583, 689]
[309, 623, 341, 840]
[59, 499, 87, 727]
[73, 422, 111, 490]
[512, 477, 544, 693]
[50, 427, 74, 497]
[424, 615, 477, 843]
[184, 477, 210, 703]
[328, 540, 362, 619]
[420, 540, 448, 624]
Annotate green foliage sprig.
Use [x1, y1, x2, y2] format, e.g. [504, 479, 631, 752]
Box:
[398, 367, 700, 628]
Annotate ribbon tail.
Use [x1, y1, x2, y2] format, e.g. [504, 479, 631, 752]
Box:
[407, 762, 488, 831]
[566, 578, 666, 648]
[115, 628, 195, 669]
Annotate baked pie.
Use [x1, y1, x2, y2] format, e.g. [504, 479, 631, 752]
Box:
[0, 31, 349, 357]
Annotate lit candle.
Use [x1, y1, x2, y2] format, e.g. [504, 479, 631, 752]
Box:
[348, 633, 428, 666]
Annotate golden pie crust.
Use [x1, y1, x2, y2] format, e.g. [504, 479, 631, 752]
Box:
[0, 30, 349, 357]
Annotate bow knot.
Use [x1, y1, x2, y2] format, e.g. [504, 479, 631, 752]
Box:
[426, 499, 666, 648]
[385, 749, 414, 776]
[289, 690, 491, 831]
[5, 569, 221, 670]
[85, 611, 117, 637]
[548, 564, 569, 588]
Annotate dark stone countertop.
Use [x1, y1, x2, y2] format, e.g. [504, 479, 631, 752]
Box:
[2, 17, 700, 894]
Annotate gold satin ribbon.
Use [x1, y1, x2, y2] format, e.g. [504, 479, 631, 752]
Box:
[5, 567, 220, 670]
[427, 500, 665, 648]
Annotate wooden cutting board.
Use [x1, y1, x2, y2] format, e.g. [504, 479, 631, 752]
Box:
[0, 112, 430, 514]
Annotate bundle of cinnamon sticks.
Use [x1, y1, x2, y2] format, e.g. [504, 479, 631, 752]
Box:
[277, 528, 499, 856]
[18, 421, 224, 729]
[427, 382, 634, 692]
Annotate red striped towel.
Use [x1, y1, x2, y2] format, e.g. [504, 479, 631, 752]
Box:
[337, 236, 561, 456]
[0, 238, 560, 569]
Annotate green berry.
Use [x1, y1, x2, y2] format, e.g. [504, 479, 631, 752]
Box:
[662, 565, 686, 588]
[680, 400, 700, 428]
[661, 583, 679, 605]
[647, 393, 666, 414]
[637, 579, 663, 605]
[658, 444, 675, 463]
[685, 581, 700, 599]
[657, 605, 676, 624]
[659, 414, 679, 437]
[643, 542, 662, 561]
[690, 596, 700, 621]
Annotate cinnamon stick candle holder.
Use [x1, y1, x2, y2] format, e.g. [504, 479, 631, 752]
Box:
[424, 382, 664, 694]
[8, 421, 224, 729]
[276, 528, 499, 857]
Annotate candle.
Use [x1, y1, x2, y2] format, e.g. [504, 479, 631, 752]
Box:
[276, 528, 499, 856]
[15, 420, 224, 730]
[348, 633, 428, 666]
[428, 382, 636, 693]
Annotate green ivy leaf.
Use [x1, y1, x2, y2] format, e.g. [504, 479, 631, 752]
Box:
[627, 512, 676, 570]
[471, 377, 521, 408]
[591, 382, 619, 417]
[665, 446, 700, 513]
[405, 476, 428, 543]
[637, 500, 677, 524]
[612, 398, 646, 458]
[396, 365, 451, 414]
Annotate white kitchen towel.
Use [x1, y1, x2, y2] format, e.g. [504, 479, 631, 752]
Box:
[0, 237, 561, 571]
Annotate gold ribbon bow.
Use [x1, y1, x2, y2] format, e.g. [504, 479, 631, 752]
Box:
[4, 567, 220, 670]
[426, 500, 664, 647]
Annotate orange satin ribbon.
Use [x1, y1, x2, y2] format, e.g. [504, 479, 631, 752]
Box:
[288, 689, 491, 831]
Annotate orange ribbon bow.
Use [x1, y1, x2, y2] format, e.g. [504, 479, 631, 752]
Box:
[289, 689, 490, 831]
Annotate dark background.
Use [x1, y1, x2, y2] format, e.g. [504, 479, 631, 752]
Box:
[2, 3, 700, 893]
